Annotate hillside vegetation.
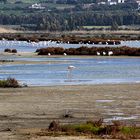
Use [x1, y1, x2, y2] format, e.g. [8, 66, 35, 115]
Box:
[0, 0, 140, 31]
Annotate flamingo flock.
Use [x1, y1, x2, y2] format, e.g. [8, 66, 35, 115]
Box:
[0, 39, 115, 56]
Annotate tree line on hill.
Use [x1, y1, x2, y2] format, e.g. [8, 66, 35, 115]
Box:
[0, 0, 7, 3]
[0, 11, 139, 31]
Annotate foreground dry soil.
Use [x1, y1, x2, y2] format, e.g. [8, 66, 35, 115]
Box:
[0, 84, 140, 139]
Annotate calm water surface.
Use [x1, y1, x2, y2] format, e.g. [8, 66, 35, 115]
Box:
[0, 40, 140, 86]
[0, 57, 140, 86]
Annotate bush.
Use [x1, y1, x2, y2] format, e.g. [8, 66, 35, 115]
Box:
[4, 49, 17, 53]
[11, 49, 17, 53]
[35, 120, 140, 139]
[87, 118, 103, 127]
[4, 48, 12, 53]
[37, 46, 140, 56]
[35, 49, 41, 53]
[38, 47, 55, 55]
[38, 47, 64, 55]
[0, 78, 20, 88]
[76, 46, 90, 55]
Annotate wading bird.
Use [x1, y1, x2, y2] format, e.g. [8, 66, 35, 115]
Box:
[67, 65, 76, 81]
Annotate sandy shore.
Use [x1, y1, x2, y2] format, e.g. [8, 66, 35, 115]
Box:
[0, 27, 17, 33]
[0, 84, 139, 139]
[1, 52, 140, 59]
[0, 52, 74, 65]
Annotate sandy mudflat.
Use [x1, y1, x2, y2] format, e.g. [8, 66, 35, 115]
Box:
[0, 84, 140, 139]
[0, 52, 140, 66]
[0, 27, 17, 33]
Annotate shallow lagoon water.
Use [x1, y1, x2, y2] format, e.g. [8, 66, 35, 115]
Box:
[0, 57, 140, 86]
[0, 41, 140, 124]
[0, 40, 140, 52]
[0, 40, 140, 86]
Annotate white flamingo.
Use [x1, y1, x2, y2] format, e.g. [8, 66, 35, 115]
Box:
[108, 51, 113, 56]
[64, 53, 67, 56]
[67, 65, 76, 80]
[97, 52, 100, 56]
[103, 52, 106, 55]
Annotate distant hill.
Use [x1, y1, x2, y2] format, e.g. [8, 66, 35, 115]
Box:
[6, 0, 49, 4]
[0, 0, 139, 31]
[5, 0, 96, 4]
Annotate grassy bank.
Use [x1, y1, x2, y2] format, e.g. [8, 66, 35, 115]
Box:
[22, 120, 140, 139]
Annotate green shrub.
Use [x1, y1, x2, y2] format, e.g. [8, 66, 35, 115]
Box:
[61, 123, 100, 134]
[47, 120, 140, 139]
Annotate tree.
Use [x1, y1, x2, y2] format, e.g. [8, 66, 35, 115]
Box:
[111, 21, 119, 30]
[0, 0, 7, 4]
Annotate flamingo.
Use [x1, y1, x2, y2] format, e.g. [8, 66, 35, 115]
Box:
[64, 53, 67, 56]
[97, 52, 100, 56]
[48, 53, 51, 56]
[103, 52, 106, 55]
[108, 51, 113, 56]
[67, 65, 76, 80]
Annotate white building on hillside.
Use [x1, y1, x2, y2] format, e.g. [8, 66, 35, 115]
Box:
[118, 0, 125, 3]
[136, 0, 140, 9]
[29, 3, 45, 9]
[98, 0, 125, 5]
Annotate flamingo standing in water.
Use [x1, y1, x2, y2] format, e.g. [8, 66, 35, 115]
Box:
[67, 65, 76, 80]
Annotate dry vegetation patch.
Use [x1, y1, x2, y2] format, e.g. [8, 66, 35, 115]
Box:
[22, 120, 140, 139]
[37, 46, 140, 56]
[0, 78, 21, 88]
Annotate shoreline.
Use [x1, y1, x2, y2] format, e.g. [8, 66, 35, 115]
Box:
[0, 52, 139, 66]
[25, 81, 140, 87]
[1, 52, 140, 58]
